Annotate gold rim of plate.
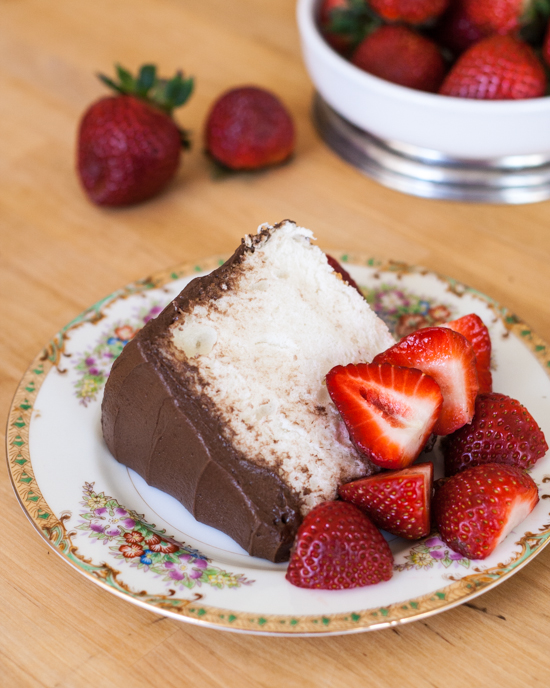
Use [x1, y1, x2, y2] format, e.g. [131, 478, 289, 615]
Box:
[6, 254, 550, 636]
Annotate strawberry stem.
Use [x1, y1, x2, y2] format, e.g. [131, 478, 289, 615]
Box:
[328, 0, 381, 49]
[97, 63, 194, 117]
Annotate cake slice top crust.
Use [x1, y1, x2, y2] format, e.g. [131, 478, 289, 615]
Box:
[163, 220, 395, 514]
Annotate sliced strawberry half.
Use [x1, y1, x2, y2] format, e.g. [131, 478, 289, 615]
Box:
[326, 362, 443, 469]
[433, 463, 539, 560]
[339, 462, 434, 540]
[285, 501, 393, 589]
[373, 327, 479, 435]
[442, 313, 492, 393]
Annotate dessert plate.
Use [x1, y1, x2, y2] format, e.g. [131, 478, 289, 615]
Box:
[7, 255, 550, 636]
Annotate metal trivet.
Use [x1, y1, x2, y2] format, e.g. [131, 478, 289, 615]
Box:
[312, 93, 550, 204]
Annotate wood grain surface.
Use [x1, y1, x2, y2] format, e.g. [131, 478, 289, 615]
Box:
[2, 1, 550, 686]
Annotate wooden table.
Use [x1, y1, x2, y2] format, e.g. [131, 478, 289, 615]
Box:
[2, 1, 550, 686]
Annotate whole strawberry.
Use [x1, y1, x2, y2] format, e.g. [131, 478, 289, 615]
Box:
[351, 25, 447, 93]
[319, 0, 356, 52]
[77, 64, 194, 206]
[461, 0, 549, 36]
[205, 87, 295, 170]
[443, 392, 548, 476]
[285, 501, 393, 589]
[439, 34, 547, 99]
[434, 0, 489, 55]
[319, 0, 375, 53]
[369, 0, 449, 25]
[433, 463, 539, 559]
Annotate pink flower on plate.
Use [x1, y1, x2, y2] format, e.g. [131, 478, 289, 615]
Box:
[143, 305, 163, 324]
[165, 554, 208, 581]
[375, 289, 410, 315]
[90, 507, 136, 537]
[425, 536, 464, 560]
[145, 533, 178, 554]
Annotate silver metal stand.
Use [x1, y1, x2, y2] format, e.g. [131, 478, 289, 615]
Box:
[312, 93, 550, 204]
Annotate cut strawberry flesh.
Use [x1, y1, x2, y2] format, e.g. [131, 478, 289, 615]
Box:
[339, 462, 434, 539]
[326, 362, 443, 469]
[433, 463, 539, 560]
[442, 313, 492, 393]
[373, 327, 479, 435]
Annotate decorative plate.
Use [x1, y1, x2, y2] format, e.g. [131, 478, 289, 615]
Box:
[7, 255, 550, 636]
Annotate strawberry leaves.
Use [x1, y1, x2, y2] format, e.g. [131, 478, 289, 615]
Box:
[98, 63, 195, 116]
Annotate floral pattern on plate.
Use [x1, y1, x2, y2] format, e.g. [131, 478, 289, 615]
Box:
[362, 284, 453, 338]
[73, 302, 164, 406]
[395, 536, 471, 572]
[77, 482, 253, 590]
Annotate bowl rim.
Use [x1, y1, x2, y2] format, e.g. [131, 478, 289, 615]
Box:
[297, 0, 550, 113]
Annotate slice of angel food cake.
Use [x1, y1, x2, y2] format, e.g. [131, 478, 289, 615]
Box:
[101, 220, 395, 562]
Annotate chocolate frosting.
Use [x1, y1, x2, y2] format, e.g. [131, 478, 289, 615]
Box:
[101, 226, 303, 562]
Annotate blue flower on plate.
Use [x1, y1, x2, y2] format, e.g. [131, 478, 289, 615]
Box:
[140, 549, 153, 566]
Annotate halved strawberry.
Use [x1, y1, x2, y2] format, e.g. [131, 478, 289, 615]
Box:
[339, 462, 434, 539]
[433, 463, 539, 560]
[442, 313, 492, 393]
[326, 362, 443, 469]
[373, 327, 479, 435]
[285, 501, 393, 589]
[443, 392, 548, 475]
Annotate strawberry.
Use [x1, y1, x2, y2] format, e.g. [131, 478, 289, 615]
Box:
[369, 0, 449, 25]
[326, 254, 363, 296]
[460, 0, 549, 37]
[77, 64, 193, 206]
[351, 24, 447, 92]
[339, 462, 434, 539]
[326, 362, 443, 469]
[433, 463, 539, 559]
[319, 0, 356, 52]
[442, 313, 492, 394]
[434, 0, 489, 55]
[431, 476, 451, 528]
[373, 327, 479, 435]
[319, 0, 374, 53]
[443, 392, 548, 476]
[204, 87, 295, 170]
[439, 34, 547, 99]
[543, 19, 550, 66]
[285, 501, 393, 589]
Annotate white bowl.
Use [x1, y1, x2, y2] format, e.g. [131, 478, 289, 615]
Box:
[297, 0, 550, 160]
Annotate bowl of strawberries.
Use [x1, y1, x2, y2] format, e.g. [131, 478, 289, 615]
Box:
[297, 0, 550, 201]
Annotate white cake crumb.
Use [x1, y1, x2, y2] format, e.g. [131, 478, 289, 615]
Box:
[168, 221, 395, 514]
